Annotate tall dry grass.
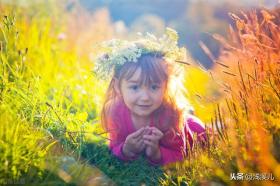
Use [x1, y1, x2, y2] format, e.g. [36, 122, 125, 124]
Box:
[162, 8, 280, 186]
[211, 8, 280, 185]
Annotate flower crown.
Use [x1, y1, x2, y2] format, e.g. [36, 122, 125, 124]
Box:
[93, 27, 187, 80]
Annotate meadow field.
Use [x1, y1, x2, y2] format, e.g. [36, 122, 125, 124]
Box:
[0, 1, 279, 185]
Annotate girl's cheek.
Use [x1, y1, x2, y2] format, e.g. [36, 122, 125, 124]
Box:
[153, 92, 164, 101]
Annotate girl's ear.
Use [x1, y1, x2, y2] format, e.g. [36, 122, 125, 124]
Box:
[113, 78, 121, 96]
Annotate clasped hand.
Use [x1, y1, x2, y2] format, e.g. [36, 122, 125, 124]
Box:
[122, 126, 163, 160]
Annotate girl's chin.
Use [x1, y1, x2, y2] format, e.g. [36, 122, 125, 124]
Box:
[133, 110, 153, 117]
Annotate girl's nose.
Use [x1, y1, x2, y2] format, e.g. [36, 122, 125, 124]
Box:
[139, 89, 150, 101]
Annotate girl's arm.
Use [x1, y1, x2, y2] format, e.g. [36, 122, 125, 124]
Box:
[106, 101, 139, 161]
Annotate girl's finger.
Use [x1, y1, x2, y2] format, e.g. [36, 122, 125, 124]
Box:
[135, 139, 146, 151]
[143, 139, 156, 147]
[138, 127, 149, 140]
[133, 136, 144, 146]
[149, 132, 162, 141]
[139, 141, 146, 150]
[135, 138, 143, 145]
[135, 131, 148, 142]
[152, 127, 162, 134]
[143, 127, 151, 135]
[143, 134, 157, 141]
[131, 127, 145, 139]
[151, 127, 163, 138]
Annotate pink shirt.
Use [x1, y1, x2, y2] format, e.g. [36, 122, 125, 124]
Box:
[107, 99, 206, 166]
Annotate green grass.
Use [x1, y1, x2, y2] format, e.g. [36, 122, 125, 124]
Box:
[82, 141, 165, 185]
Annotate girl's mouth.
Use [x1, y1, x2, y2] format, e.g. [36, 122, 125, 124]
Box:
[137, 104, 152, 108]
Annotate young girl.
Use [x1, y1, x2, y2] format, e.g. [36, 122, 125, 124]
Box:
[94, 28, 207, 165]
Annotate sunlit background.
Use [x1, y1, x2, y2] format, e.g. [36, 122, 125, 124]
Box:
[0, 0, 280, 185]
[3, 0, 279, 68]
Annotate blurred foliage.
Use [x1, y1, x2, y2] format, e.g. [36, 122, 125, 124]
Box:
[0, 1, 106, 185]
[184, 66, 221, 124]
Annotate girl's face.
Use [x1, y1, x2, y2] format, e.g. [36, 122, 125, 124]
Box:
[118, 68, 166, 118]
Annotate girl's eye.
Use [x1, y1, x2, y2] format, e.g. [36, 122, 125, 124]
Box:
[129, 85, 139, 91]
[151, 85, 160, 90]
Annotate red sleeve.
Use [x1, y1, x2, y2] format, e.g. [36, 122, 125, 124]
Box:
[107, 101, 138, 161]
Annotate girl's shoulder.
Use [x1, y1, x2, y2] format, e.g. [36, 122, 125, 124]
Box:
[106, 98, 125, 116]
[183, 114, 206, 133]
[154, 104, 179, 131]
[106, 98, 130, 125]
[184, 114, 204, 125]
